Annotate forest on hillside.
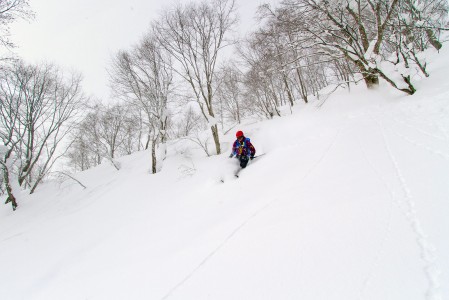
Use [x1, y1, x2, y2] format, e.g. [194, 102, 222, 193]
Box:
[1, 0, 448, 210]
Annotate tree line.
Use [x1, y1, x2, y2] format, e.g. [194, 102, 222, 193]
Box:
[1, 0, 448, 210]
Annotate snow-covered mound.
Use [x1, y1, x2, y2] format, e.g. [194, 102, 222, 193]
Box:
[1, 47, 449, 300]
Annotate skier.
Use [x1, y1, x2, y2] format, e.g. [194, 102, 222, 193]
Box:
[229, 130, 256, 169]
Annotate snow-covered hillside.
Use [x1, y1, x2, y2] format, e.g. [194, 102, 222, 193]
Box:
[1, 47, 449, 300]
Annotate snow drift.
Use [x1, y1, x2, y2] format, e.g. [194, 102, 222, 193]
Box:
[1, 47, 449, 300]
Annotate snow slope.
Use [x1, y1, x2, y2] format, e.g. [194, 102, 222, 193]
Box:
[1, 47, 449, 300]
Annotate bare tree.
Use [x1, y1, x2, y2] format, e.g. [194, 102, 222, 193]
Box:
[216, 62, 245, 124]
[67, 131, 94, 172]
[384, 0, 449, 78]
[68, 109, 103, 171]
[239, 38, 283, 119]
[0, 0, 33, 61]
[244, 66, 282, 119]
[67, 101, 144, 172]
[251, 13, 300, 106]
[398, 0, 448, 51]
[0, 144, 19, 209]
[97, 103, 128, 162]
[249, 4, 345, 105]
[0, 61, 85, 210]
[277, 0, 448, 95]
[0, 69, 24, 210]
[154, 0, 238, 155]
[172, 106, 204, 138]
[110, 32, 173, 173]
[15, 63, 85, 189]
[120, 107, 142, 155]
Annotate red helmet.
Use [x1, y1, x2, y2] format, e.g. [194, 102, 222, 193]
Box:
[236, 130, 244, 138]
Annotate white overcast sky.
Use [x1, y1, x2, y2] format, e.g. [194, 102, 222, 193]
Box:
[10, 0, 278, 100]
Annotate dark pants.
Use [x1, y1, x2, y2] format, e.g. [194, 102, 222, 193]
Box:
[239, 156, 249, 168]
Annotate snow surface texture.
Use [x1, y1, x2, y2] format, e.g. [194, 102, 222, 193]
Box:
[1, 48, 449, 300]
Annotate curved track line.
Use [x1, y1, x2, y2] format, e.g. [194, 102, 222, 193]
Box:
[372, 114, 442, 300]
[390, 113, 448, 142]
[356, 136, 394, 300]
[388, 126, 449, 161]
[160, 124, 346, 300]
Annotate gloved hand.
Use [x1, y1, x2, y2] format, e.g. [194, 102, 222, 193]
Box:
[236, 155, 241, 159]
[229, 153, 234, 158]
[250, 156, 254, 160]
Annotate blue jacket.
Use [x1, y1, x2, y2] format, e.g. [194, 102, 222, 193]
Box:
[232, 137, 256, 157]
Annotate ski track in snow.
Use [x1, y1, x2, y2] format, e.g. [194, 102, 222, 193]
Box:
[294, 122, 347, 182]
[386, 116, 449, 161]
[390, 115, 448, 142]
[372, 112, 443, 300]
[356, 135, 394, 300]
[159, 199, 277, 300]
[160, 123, 347, 300]
[389, 127, 449, 161]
